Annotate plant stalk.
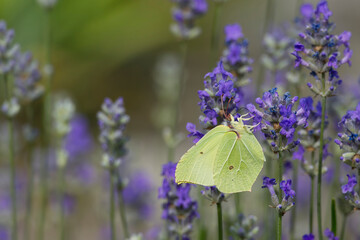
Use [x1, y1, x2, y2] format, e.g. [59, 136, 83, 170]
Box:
[210, 2, 223, 67]
[310, 176, 314, 234]
[289, 159, 298, 240]
[168, 41, 188, 163]
[278, 151, 283, 240]
[38, 9, 53, 240]
[4, 74, 18, 240]
[317, 73, 327, 240]
[256, 0, 276, 95]
[58, 167, 66, 240]
[24, 105, 35, 240]
[109, 172, 116, 240]
[277, 213, 282, 240]
[216, 202, 223, 240]
[340, 215, 347, 240]
[117, 190, 130, 239]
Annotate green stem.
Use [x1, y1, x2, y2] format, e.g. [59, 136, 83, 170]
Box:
[358, 169, 360, 196]
[278, 151, 283, 191]
[210, 2, 223, 67]
[24, 106, 35, 240]
[289, 160, 298, 240]
[309, 151, 315, 234]
[340, 215, 347, 240]
[38, 9, 53, 240]
[278, 151, 283, 240]
[317, 73, 327, 240]
[4, 75, 18, 240]
[309, 176, 314, 234]
[168, 41, 188, 163]
[256, 0, 276, 95]
[234, 193, 242, 214]
[331, 198, 337, 236]
[117, 190, 130, 239]
[58, 167, 66, 240]
[109, 172, 116, 240]
[277, 214, 282, 240]
[216, 203, 223, 240]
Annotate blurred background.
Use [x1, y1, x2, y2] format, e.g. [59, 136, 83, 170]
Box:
[1, 0, 360, 239]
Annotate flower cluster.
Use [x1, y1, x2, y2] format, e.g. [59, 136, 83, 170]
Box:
[158, 162, 198, 239]
[0, 21, 18, 74]
[201, 186, 226, 204]
[324, 228, 339, 240]
[292, 1, 351, 96]
[97, 98, 130, 168]
[222, 24, 253, 86]
[13, 52, 43, 103]
[341, 174, 360, 210]
[170, 0, 208, 40]
[302, 233, 314, 240]
[123, 172, 154, 219]
[229, 214, 259, 240]
[247, 88, 307, 152]
[187, 61, 243, 143]
[0, 20, 43, 119]
[262, 177, 296, 216]
[293, 97, 330, 177]
[52, 97, 76, 168]
[261, 27, 293, 75]
[335, 102, 360, 170]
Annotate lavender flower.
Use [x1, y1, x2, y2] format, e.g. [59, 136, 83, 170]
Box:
[52, 97, 76, 168]
[0, 225, 9, 240]
[247, 88, 305, 153]
[64, 115, 93, 159]
[1, 98, 20, 118]
[262, 176, 295, 216]
[261, 27, 293, 75]
[292, 1, 351, 96]
[294, 97, 330, 177]
[302, 233, 315, 240]
[222, 24, 253, 86]
[324, 228, 339, 240]
[97, 97, 130, 168]
[158, 162, 198, 239]
[229, 214, 259, 240]
[201, 186, 226, 204]
[335, 102, 360, 170]
[13, 52, 43, 103]
[123, 172, 154, 219]
[341, 174, 360, 210]
[170, 0, 208, 39]
[187, 61, 243, 143]
[0, 21, 18, 74]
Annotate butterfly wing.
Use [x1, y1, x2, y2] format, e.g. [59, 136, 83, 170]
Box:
[213, 130, 265, 193]
[175, 125, 229, 186]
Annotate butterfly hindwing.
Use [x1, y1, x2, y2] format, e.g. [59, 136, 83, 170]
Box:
[175, 125, 229, 186]
[213, 129, 265, 193]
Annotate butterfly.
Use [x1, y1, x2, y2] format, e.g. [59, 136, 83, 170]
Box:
[175, 114, 265, 193]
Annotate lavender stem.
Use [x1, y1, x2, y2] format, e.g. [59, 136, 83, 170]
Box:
[4, 74, 18, 240]
[24, 105, 35, 240]
[317, 73, 327, 240]
[217, 202, 223, 240]
[38, 9, 53, 240]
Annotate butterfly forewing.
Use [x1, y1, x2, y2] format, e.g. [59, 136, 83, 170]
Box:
[175, 125, 229, 186]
